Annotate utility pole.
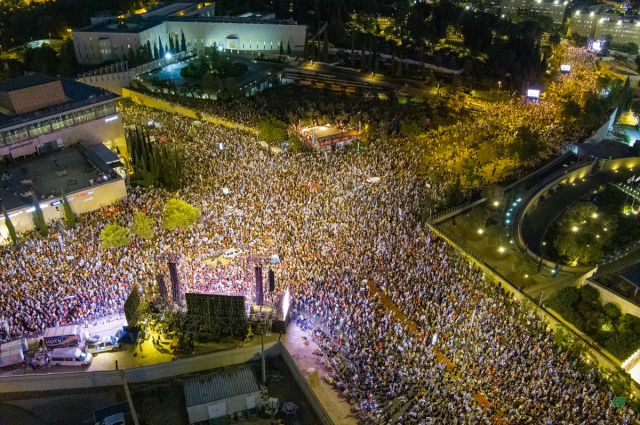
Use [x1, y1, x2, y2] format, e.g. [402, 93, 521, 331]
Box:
[261, 322, 266, 385]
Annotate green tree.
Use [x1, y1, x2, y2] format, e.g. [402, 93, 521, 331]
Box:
[60, 188, 75, 228]
[163, 199, 200, 231]
[127, 46, 138, 67]
[259, 115, 288, 143]
[512, 253, 539, 277]
[58, 39, 78, 77]
[131, 210, 155, 239]
[508, 126, 543, 163]
[279, 41, 284, 55]
[201, 71, 216, 96]
[481, 184, 505, 206]
[461, 207, 489, 231]
[30, 192, 48, 237]
[2, 205, 17, 244]
[486, 225, 511, 249]
[100, 223, 130, 249]
[181, 30, 187, 52]
[400, 119, 420, 138]
[287, 41, 292, 56]
[554, 202, 617, 265]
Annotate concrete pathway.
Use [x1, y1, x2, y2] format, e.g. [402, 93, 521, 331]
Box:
[282, 324, 358, 425]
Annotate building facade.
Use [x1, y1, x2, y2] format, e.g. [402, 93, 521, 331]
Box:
[568, 11, 601, 38]
[501, 0, 567, 24]
[73, 15, 307, 65]
[569, 11, 640, 44]
[0, 74, 124, 161]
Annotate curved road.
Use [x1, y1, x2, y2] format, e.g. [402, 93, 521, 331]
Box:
[521, 169, 635, 256]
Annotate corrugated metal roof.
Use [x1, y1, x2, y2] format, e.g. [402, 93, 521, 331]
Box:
[184, 367, 260, 407]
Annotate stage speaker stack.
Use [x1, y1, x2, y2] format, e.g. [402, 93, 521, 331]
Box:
[268, 269, 275, 292]
[255, 266, 264, 306]
[156, 274, 168, 302]
[169, 261, 182, 303]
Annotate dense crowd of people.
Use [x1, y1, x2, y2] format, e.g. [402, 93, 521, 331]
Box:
[0, 46, 633, 424]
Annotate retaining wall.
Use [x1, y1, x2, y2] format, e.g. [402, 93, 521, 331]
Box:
[0, 342, 278, 393]
[121, 88, 256, 133]
[584, 279, 640, 318]
[0, 178, 127, 235]
[427, 223, 622, 372]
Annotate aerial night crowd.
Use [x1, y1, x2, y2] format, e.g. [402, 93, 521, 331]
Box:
[0, 46, 634, 424]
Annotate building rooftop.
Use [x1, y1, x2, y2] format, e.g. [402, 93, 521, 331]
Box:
[0, 74, 57, 93]
[183, 366, 259, 408]
[75, 14, 299, 34]
[0, 76, 119, 129]
[0, 145, 120, 210]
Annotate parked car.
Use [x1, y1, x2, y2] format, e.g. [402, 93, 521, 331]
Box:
[50, 348, 92, 367]
[85, 336, 121, 356]
[222, 247, 244, 259]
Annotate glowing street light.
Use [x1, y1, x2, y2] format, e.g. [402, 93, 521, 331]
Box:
[478, 229, 484, 234]
[499, 247, 505, 253]
[572, 226, 579, 232]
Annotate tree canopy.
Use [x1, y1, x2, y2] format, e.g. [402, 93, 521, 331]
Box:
[553, 203, 617, 266]
[259, 115, 288, 143]
[100, 223, 130, 249]
[131, 211, 155, 239]
[163, 199, 200, 231]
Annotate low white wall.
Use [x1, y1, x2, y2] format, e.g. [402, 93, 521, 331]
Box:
[0, 342, 279, 393]
[584, 279, 640, 318]
[125, 343, 279, 383]
[0, 178, 127, 234]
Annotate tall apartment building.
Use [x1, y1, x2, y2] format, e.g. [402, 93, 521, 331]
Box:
[569, 11, 640, 45]
[501, 0, 567, 24]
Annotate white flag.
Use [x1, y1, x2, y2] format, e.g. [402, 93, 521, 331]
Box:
[635, 176, 640, 182]
[628, 175, 636, 183]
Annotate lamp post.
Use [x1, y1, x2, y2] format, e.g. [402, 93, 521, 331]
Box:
[498, 81, 502, 92]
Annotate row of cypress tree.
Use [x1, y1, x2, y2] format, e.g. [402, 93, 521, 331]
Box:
[127, 127, 183, 191]
[2, 187, 75, 245]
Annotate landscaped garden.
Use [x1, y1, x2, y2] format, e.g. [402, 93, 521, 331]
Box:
[180, 51, 249, 81]
[544, 184, 640, 266]
[545, 285, 640, 361]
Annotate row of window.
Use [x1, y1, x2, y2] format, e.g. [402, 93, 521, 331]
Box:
[0, 103, 115, 147]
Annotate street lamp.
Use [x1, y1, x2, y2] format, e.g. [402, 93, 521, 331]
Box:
[498, 81, 502, 91]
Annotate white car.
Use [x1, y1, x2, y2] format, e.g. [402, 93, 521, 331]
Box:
[85, 336, 121, 356]
[223, 248, 244, 259]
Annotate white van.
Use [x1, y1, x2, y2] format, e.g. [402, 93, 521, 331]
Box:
[50, 348, 92, 367]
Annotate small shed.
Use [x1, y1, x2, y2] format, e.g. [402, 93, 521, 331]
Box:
[184, 367, 261, 423]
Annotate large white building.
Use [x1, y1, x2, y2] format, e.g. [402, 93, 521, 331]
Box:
[569, 11, 640, 45]
[72, 4, 307, 65]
